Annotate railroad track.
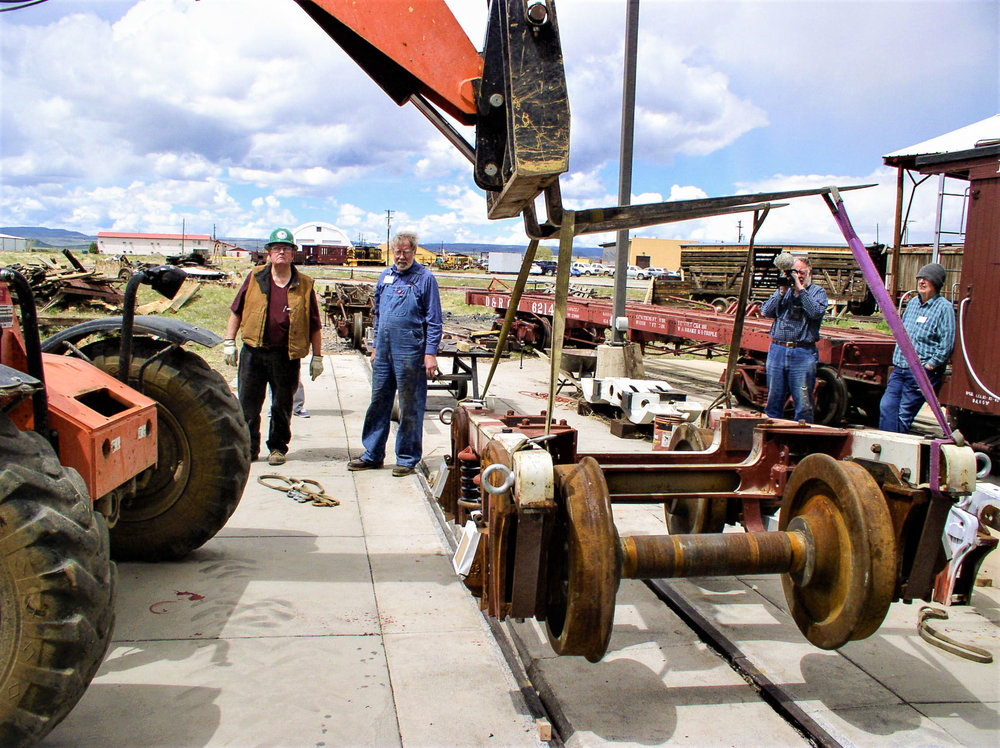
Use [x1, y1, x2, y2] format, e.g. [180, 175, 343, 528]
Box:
[407, 345, 962, 745]
[423, 442, 836, 748]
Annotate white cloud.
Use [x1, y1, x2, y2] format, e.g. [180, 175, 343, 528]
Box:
[0, 0, 993, 246]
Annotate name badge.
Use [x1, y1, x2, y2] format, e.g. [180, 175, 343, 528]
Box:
[384, 275, 395, 285]
[917, 315, 927, 323]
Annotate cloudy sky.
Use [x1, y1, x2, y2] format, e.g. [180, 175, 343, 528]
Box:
[1, 0, 996, 248]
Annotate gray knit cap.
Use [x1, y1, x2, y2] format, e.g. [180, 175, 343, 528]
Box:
[916, 262, 946, 291]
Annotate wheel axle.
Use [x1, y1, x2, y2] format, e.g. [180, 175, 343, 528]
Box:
[620, 530, 807, 580]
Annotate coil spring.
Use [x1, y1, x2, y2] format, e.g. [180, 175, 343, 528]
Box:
[458, 448, 482, 512]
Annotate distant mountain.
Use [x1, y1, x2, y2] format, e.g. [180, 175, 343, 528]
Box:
[1, 227, 95, 248]
[2, 228, 604, 257]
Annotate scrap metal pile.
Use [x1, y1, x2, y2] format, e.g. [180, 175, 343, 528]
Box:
[6, 250, 122, 311]
[321, 282, 375, 350]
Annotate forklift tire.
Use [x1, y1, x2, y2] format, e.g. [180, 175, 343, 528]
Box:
[0, 413, 116, 748]
[81, 339, 251, 561]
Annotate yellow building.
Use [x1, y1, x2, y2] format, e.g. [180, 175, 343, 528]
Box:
[600, 237, 693, 271]
[375, 242, 436, 266]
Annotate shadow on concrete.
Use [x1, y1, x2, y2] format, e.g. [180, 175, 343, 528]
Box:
[44, 684, 222, 747]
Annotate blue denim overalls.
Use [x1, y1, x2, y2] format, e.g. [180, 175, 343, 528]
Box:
[359, 272, 427, 467]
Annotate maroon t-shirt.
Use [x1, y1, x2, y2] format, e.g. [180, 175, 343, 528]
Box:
[231, 272, 321, 349]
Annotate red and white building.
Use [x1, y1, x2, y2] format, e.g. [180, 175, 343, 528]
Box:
[97, 231, 212, 256]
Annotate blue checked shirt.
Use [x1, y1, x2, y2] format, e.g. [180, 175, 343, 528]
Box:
[892, 293, 955, 370]
[760, 282, 828, 344]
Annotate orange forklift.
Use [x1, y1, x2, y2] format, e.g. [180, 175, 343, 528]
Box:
[0, 264, 250, 746]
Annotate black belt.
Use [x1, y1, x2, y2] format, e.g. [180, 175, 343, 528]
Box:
[772, 340, 815, 348]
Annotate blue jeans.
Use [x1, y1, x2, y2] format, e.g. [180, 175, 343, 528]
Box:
[764, 343, 818, 422]
[879, 366, 941, 433]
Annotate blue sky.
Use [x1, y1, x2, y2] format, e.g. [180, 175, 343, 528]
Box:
[1, 0, 997, 248]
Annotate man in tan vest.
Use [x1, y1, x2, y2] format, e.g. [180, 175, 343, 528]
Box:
[224, 227, 323, 465]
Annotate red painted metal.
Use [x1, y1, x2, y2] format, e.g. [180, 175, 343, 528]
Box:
[297, 0, 482, 123]
[467, 287, 896, 385]
[935, 163, 1000, 419]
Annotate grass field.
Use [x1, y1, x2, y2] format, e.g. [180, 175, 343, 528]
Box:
[3, 249, 879, 374]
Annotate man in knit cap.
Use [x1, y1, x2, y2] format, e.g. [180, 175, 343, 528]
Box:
[879, 262, 955, 433]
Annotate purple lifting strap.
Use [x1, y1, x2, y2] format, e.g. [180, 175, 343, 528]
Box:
[824, 190, 955, 442]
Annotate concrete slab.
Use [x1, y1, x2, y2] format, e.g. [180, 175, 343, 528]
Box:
[47, 636, 400, 747]
[40, 350, 999, 747]
[42, 353, 544, 748]
[384, 631, 539, 746]
[111, 535, 382, 641]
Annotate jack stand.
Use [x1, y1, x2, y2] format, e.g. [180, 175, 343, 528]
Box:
[595, 342, 645, 379]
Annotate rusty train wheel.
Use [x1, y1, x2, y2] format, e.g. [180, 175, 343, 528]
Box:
[663, 423, 727, 535]
[351, 311, 364, 350]
[450, 405, 472, 462]
[481, 439, 517, 620]
[545, 457, 619, 662]
[779, 454, 896, 649]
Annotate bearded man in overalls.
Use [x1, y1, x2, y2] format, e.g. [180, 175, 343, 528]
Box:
[348, 231, 443, 477]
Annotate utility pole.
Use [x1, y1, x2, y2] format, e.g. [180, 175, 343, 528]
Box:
[611, 0, 640, 345]
[737, 220, 744, 244]
[385, 209, 394, 256]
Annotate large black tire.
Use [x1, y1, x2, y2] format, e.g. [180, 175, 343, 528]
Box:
[81, 339, 251, 561]
[0, 413, 116, 747]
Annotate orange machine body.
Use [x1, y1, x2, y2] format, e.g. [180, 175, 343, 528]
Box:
[41, 352, 158, 502]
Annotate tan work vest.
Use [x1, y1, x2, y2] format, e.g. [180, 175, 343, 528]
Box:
[239, 264, 314, 359]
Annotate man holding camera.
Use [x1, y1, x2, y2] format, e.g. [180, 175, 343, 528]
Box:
[760, 255, 827, 422]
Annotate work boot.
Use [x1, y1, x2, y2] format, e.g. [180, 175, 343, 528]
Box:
[268, 450, 287, 466]
[348, 458, 382, 471]
[392, 464, 415, 477]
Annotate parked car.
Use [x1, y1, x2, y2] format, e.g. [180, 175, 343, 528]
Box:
[529, 262, 543, 274]
[636, 266, 664, 280]
[535, 260, 558, 275]
[625, 265, 641, 279]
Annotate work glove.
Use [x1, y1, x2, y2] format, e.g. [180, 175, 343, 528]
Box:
[223, 339, 238, 367]
[310, 355, 324, 381]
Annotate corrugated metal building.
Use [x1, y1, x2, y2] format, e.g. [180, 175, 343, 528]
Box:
[0, 233, 30, 251]
[293, 221, 353, 264]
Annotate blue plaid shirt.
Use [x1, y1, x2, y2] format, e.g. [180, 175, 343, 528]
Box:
[760, 282, 828, 344]
[892, 293, 955, 370]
